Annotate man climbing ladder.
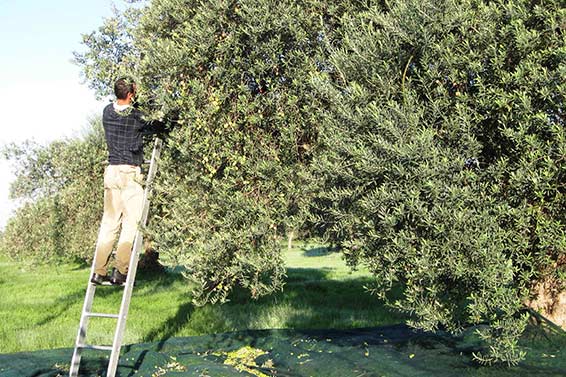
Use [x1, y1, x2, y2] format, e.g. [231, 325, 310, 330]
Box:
[70, 77, 168, 376]
[92, 77, 167, 285]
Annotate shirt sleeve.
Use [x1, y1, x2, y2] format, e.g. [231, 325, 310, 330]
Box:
[133, 108, 169, 135]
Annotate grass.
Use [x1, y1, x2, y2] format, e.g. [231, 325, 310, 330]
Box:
[0, 242, 402, 354]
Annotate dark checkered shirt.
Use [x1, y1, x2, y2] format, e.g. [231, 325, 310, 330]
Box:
[102, 103, 158, 166]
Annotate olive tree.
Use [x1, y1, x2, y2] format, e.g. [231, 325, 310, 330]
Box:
[310, 0, 565, 364]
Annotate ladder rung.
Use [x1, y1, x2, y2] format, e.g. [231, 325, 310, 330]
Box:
[144, 159, 151, 164]
[85, 312, 120, 319]
[90, 280, 126, 287]
[78, 344, 113, 351]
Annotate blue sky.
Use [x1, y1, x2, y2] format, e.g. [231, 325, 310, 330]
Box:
[0, 0, 124, 227]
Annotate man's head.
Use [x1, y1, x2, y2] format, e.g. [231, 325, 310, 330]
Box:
[114, 77, 136, 102]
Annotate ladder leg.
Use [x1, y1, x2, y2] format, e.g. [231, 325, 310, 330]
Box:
[70, 279, 97, 376]
[106, 232, 143, 376]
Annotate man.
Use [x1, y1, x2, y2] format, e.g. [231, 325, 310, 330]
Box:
[91, 77, 165, 285]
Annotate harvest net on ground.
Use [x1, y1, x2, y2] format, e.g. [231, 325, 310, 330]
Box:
[1, 324, 565, 377]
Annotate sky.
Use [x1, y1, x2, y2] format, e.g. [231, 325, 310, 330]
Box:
[0, 0, 125, 228]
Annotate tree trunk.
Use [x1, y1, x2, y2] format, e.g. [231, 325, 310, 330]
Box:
[138, 240, 165, 272]
[526, 278, 566, 329]
[287, 230, 294, 250]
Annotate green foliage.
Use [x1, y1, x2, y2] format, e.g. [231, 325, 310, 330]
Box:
[73, 5, 144, 98]
[142, 0, 356, 305]
[310, 0, 565, 364]
[73, 0, 364, 305]
[0, 119, 106, 262]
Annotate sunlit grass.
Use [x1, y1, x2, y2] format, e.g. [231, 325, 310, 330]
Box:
[0, 242, 400, 354]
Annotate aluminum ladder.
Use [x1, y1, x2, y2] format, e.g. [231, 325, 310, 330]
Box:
[69, 137, 163, 377]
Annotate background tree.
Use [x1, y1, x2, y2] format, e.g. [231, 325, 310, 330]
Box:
[1, 118, 106, 262]
[310, 0, 565, 364]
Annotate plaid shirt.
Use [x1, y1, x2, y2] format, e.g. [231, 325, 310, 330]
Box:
[102, 103, 157, 166]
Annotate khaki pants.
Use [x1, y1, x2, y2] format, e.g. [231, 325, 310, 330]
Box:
[94, 165, 144, 275]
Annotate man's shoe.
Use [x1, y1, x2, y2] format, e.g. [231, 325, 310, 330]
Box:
[111, 268, 127, 285]
[90, 273, 109, 285]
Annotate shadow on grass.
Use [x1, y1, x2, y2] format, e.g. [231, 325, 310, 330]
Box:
[139, 267, 402, 350]
[301, 245, 340, 257]
[36, 289, 85, 326]
[144, 302, 195, 345]
[89, 268, 186, 300]
[136, 267, 187, 289]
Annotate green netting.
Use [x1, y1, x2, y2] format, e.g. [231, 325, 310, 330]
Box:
[1, 325, 565, 377]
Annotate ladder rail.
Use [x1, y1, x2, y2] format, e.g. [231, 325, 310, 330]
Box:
[69, 279, 96, 375]
[70, 137, 163, 377]
[70, 203, 109, 376]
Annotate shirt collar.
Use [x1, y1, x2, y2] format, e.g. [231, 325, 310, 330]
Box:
[113, 102, 130, 112]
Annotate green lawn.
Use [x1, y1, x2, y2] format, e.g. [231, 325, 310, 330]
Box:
[0, 242, 401, 354]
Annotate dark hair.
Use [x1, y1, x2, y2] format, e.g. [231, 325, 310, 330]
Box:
[114, 77, 135, 100]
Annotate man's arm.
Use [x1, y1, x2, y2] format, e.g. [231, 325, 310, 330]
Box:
[140, 119, 169, 136]
[133, 108, 179, 137]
